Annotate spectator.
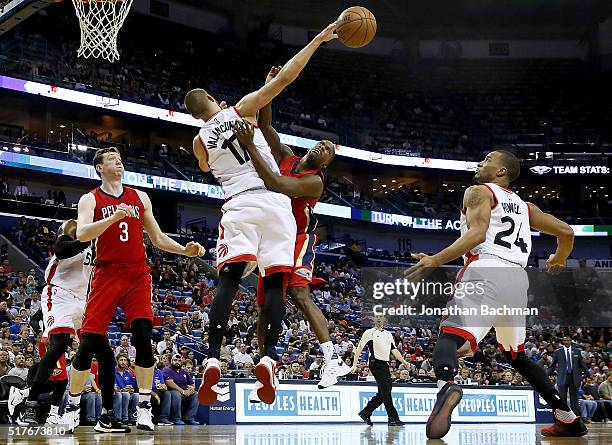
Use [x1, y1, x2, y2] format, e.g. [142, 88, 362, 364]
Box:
[81, 370, 102, 425]
[162, 354, 199, 425]
[286, 362, 304, 380]
[156, 331, 177, 355]
[115, 335, 137, 360]
[152, 359, 172, 426]
[14, 179, 30, 196]
[177, 317, 192, 336]
[114, 354, 138, 425]
[0, 300, 13, 325]
[578, 382, 598, 423]
[395, 369, 411, 384]
[599, 372, 612, 401]
[7, 353, 27, 380]
[0, 349, 11, 376]
[233, 343, 254, 368]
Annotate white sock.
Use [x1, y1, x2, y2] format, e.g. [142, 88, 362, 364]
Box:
[139, 390, 151, 403]
[437, 380, 448, 390]
[320, 341, 334, 363]
[68, 393, 81, 405]
[21, 388, 30, 398]
[50, 405, 59, 415]
[554, 408, 577, 423]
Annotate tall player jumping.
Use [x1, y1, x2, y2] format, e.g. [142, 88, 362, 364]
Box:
[63, 147, 204, 433]
[406, 151, 586, 438]
[184, 21, 338, 405]
[233, 66, 350, 393]
[14, 219, 91, 425]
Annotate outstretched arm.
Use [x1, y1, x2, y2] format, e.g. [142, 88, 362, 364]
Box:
[408, 185, 493, 270]
[528, 202, 574, 274]
[138, 190, 204, 257]
[258, 66, 294, 163]
[235, 22, 337, 121]
[235, 122, 323, 198]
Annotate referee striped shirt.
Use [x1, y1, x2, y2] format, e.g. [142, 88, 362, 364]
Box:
[358, 328, 397, 362]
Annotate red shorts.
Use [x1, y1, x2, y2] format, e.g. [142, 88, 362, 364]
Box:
[257, 233, 326, 305]
[81, 263, 153, 335]
[38, 339, 68, 381]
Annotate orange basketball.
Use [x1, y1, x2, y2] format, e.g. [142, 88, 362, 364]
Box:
[336, 6, 377, 48]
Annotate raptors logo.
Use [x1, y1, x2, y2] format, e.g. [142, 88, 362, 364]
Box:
[47, 315, 55, 327]
[217, 243, 229, 258]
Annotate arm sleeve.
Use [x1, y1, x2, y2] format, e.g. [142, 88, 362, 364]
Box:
[54, 235, 89, 259]
[390, 333, 398, 351]
[30, 308, 44, 334]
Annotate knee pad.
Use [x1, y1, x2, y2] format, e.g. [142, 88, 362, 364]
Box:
[72, 333, 108, 370]
[131, 318, 154, 368]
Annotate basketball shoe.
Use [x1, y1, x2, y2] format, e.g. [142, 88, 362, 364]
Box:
[198, 358, 221, 405]
[61, 403, 80, 433]
[254, 356, 279, 404]
[541, 414, 588, 437]
[318, 354, 352, 389]
[426, 382, 463, 439]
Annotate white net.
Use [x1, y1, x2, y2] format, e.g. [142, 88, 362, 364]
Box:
[71, 0, 134, 63]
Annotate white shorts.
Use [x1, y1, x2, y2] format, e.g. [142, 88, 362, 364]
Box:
[42, 285, 86, 336]
[216, 190, 296, 277]
[440, 255, 529, 354]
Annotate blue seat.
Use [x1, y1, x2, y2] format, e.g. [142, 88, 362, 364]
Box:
[108, 325, 120, 333]
[192, 330, 202, 338]
[160, 310, 171, 317]
[174, 311, 186, 318]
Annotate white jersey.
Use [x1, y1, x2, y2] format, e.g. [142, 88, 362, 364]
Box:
[198, 107, 281, 198]
[460, 182, 531, 267]
[44, 245, 93, 299]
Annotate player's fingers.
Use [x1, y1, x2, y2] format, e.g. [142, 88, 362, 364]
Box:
[411, 253, 426, 260]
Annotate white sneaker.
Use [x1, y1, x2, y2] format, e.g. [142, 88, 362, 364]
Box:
[60, 403, 80, 433]
[248, 382, 262, 403]
[8, 386, 27, 416]
[254, 356, 279, 404]
[318, 356, 352, 389]
[198, 358, 221, 405]
[136, 401, 154, 431]
[46, 411, 61, 425]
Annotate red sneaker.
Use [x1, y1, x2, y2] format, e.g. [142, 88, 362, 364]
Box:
[254, 356, 279, 404]
[426, 382, 463, 439]
[198, 358, 221, 405]
[541, 416, 587, 437]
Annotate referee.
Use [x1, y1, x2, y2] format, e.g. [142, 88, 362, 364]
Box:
[351, 314, 409, 426]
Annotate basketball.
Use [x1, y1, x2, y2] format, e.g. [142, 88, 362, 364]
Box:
[336, 6, 377, 48]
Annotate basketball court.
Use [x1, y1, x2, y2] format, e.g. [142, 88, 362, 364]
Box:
[5, 423, 612, 445]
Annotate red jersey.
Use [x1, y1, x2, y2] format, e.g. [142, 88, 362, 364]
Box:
[91, 186, 147, 266]
[279, 155, 323, 234]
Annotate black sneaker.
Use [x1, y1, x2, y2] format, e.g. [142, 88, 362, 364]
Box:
[94, 411, 131, 433]
[17, 400, 38, 425]
[388, 419, 405, 426]
[358, 410, 373, 426]
[426, 382, 463, 439]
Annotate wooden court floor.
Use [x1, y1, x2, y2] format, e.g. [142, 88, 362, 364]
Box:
[4, 423, 612, 445]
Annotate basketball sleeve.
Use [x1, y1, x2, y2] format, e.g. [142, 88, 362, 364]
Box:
[54, 235, 90, 259]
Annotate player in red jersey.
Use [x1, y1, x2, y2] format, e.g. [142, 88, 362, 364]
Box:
[234, 67, 350, 395]
[64, 147, 204, 434]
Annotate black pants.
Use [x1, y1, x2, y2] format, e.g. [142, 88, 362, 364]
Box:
[558, 374, 579, 415]
[360, 359, 399, 422]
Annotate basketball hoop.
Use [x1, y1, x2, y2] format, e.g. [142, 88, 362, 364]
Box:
[71, 0, 133, 63]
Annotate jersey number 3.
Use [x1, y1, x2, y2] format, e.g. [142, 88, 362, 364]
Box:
[494, 216, 528, 253]
[119, 221, 129, 242]
[222, 134, 250, 165]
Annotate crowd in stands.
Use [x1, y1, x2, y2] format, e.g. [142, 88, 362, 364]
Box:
[1, 232, 611, 425]
[1, 4, 611, 160]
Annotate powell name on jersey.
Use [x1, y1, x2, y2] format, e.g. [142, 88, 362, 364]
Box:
[460, 182, 532, 267]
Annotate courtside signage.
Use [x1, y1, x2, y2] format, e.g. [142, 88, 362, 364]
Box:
[235, 383, 535, 423]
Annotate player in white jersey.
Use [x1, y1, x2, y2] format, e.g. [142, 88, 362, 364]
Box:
[17, 219, 92, 425]
[406, 151, 586, 439]
[183, 21, 338, 405]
